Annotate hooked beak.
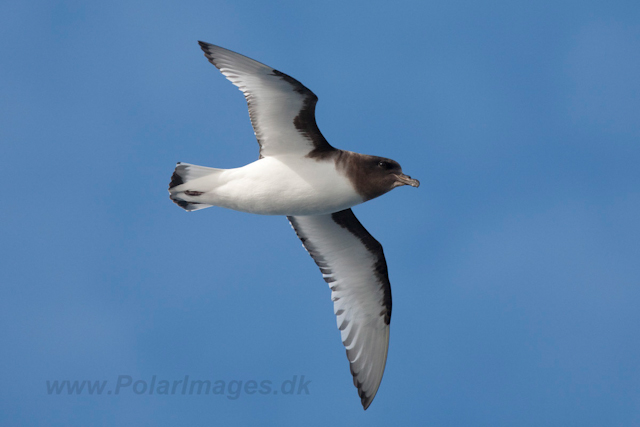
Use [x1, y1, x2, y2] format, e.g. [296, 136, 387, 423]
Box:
[394, 173, 420, 188]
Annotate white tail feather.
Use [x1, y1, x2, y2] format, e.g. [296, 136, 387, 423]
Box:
[168, 162, 222, 211]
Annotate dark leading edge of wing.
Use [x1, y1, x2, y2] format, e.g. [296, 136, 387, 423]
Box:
[288, 209, 392, 409]
[197, 41, 334, 159]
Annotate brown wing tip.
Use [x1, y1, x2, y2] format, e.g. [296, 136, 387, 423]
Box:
[349, 352, 379, 410]
[197, 41, 216, 59]
[361, 393, 374, 410]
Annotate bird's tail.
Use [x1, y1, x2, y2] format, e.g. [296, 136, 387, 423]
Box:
[168, 162, 222, 211]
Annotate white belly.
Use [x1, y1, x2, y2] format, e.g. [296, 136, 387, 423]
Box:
[197, 156, 363, 215]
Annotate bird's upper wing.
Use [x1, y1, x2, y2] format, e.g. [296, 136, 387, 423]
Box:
[198, 41, 334, 159]
[288, 209, 392, 409]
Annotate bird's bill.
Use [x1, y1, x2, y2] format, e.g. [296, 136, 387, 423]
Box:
[394, 174, 420, 187]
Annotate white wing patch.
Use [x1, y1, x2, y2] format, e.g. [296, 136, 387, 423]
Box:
[288, 209, 392, 409]
[198, 42, 333, 158]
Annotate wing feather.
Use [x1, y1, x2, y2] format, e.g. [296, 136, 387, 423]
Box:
[288, 209, 392, 409]
[198, 41, 334, 158]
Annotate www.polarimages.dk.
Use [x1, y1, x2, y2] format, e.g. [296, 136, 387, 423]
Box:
[46, 375, 311, 399]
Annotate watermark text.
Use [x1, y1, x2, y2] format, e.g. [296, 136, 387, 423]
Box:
[46, 375, 311, 400]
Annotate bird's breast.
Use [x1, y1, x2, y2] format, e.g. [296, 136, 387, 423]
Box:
[208, 156, 364, 216]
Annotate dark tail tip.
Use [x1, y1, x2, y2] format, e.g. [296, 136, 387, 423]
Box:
[168, 164, 184, 189]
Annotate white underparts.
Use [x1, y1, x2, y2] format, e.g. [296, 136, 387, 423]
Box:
[169, 156, 363, 216]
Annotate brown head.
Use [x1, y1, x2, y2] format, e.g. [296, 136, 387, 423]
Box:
[337, 151, 420, 202]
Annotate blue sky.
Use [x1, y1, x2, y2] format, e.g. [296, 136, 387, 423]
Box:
[2, 0, 639, 425]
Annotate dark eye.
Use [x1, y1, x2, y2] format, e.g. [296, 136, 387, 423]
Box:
[377, 161, 391, 170]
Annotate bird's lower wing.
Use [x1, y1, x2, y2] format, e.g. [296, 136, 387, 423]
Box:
[288, 209, 392, 409]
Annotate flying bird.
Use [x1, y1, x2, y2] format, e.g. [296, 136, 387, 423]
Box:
[168, 41, 419, 409]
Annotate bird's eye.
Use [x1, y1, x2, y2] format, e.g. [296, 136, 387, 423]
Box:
[377, 161, 391, 169]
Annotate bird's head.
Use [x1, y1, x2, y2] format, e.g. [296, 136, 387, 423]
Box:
[373, 157, 420, 189]
[344, 154, 420, 201]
